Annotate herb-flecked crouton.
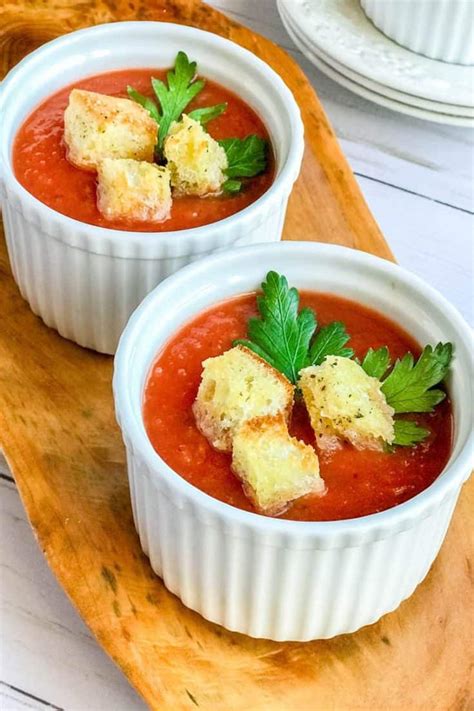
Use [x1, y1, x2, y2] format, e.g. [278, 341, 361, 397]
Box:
[193, 345, 294, 452]
[232, 414, 324, 515]
[97, 158, 171, 223]
[64, 89, 157, 170]
[299, 356, 395, 451]
[163, 114, 228, 196]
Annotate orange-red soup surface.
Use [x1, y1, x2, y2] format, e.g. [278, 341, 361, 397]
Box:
[13, 69, 274, 232]
[143, 292, 453, 521]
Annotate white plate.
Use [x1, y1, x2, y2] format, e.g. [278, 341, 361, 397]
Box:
[281, 3, 474, 119]
[279, 3, 474, 127]
[278, 0, 474, 108]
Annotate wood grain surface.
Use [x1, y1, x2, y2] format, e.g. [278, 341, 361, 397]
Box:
[0, 1, 471, 709]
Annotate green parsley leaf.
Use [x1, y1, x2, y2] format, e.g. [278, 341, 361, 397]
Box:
[234, 271, 316, 384]
[307, 321, 353, 366]
[128, 51, 205, 153]
[361, 346, 391, 379]
[219, 135, 267, 178]
[151, 52, 205, 150]
[393, 419, 430, 446]
[126, 87, 160, 123]
[188, 103, 227, 125]
[222, 179, 242, 194]
[381, 343, 452, 413]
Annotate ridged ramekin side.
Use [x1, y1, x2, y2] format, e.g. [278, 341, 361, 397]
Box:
[361, 0, 474, 65]
[1, 194, 288, 354]
[125, 439, 462, 641]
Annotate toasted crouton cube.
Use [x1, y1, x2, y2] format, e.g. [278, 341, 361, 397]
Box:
[64, 89, 157, 170]
[193, 345, 293, 452]
[232, 414, 324, 515]
[97, 158, 171, 223]
[299, 356, 395, 451]
[163, 114, 228, 196]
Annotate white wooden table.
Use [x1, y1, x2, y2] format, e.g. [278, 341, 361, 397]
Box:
[1, 1, 472, 709]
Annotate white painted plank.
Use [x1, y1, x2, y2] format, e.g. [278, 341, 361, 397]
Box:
[0, 480, 146, 711]
[1, 690, 42, 710]
[356, 176, 473, 324]
[0, 692, 39, 710]
[0, 684, 57, 710]
[0, 453, 12, 478]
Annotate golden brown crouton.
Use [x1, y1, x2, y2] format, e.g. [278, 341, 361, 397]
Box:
[299, 356, 395, 451]
[64, 89, 157, 170]
[97, 158, 171, 223]
[163, 114, 228, 196]
[193, 345, 293, 452]
[232, 414, 324, 516]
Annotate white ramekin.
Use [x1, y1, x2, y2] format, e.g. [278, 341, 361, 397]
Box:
[113, 241, 473, 642]
[0, 22, 304, 354]
[361, 0, 474, 65]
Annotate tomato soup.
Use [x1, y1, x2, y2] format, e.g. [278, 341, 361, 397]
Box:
[13, 69, 274, 232]
[143, 293, 453, 521]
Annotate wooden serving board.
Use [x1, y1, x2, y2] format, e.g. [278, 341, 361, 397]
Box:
[0, 2, 472, 709]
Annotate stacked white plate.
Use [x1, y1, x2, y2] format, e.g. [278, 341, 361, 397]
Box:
[277, 0, 474, 127]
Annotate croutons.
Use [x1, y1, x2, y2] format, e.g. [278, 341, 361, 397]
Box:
[299, 356, 395, 451]
[97, 158, 172, 223]
[163, 114, 228, 196]
[232, 414, 324, 515]
[64, 89, 157, 170]
[193, 345, 294, 452]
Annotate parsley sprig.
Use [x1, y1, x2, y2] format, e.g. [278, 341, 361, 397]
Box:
[128, 52, 268, 190]
[219, 136, 268, 193]
[361, 343, 452, 413]
[234, 271, 352, 384]
[361, 343, 453, 446]
[188, 103, 227, 125]
[381, 343, 452, 413]
[128, 52, 226, 153]
[235, 271, 452, 448]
